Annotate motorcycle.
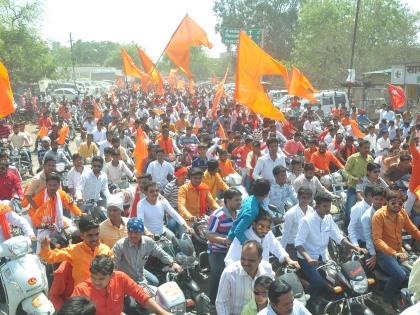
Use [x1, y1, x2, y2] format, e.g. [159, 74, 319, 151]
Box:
[0, 236, 55, 315]
[56, 162, 69, 192]
[275, 265, 309, 306]
[9, 148, 31, 177]
[224, 173, 249, 199]
[78, 199, 107, 223]
[309, 254, 375, 315]
[166, 233, 210, 315]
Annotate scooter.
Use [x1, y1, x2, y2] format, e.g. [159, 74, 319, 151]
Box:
[0, 236, 54, 315]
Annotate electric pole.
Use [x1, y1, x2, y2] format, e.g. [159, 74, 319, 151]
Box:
[348, 0, 361, 107]
[69, 32, 76, 85]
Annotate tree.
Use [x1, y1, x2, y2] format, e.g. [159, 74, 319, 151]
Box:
[213, 0, 299, 60]
[292, 0, 420, 88]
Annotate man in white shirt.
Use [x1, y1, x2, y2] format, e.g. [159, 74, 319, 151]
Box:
[0, 200, 35, 243]
[83, 115, 97, 134]
[292, 163, 338, 201]
[76, 156, 110, 204]
[147, 110, 161, 131]
[216, 240, 274, 315]
[280, 187, 314, 259]
[225, 209, 299, 269]
[99, 131, 113, 156]
[364, 125, 377, 153]
[348, 185, 374, 247]
[137, 181, 193, 239]
[103, 149, 133, 185]
[303, 116, 321, 135]
[92, 119, 107, 143]
[67, 153, 88, 198]
[295, 192, 366, 298]
[376, 130, 391, 154]
[136, 103, 149, 119]
[253, 138, 286, 184]
[257, 279, 310, 315]
[146, 148, 174, 189]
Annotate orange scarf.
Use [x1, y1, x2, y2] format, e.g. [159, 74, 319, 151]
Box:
[0, 204, 12, 240]
[192, 183, 209, 217]
[158, 136, 174, 155]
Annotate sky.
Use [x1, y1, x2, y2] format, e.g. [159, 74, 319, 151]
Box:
[41, 0, 420, 61]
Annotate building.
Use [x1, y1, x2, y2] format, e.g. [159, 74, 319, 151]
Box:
[391, 63, 420, 106]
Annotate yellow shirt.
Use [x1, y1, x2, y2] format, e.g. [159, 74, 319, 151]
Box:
[178, 182, 219, 219]
[175, 119, 190, 131]
[39, 242, 113, 286]
[99, 217, 128, 248]
[77, 142, 99, 160]
[202, 170, 229, 198]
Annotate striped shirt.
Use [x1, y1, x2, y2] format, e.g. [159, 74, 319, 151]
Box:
[163, 179, 182, 210]
[207, 207, 235, 253]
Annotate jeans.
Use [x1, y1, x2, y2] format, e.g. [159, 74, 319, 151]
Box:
[144, 269, 159, 286]
[377, 251, 408, 303]
[167, 217, 185, 237]
[208, 251, 227, 304]
[345, 187, 357, 228]
[298, 257, 325, 296]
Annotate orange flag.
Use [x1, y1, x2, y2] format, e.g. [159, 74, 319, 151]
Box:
[168, 69, 178, 91]
[121, 48, 150, 90]
[38, 125, 48, 138]
[56, 125, 69, 145]
[133, 127, 149, 175]
[137, 47, 164, 96]
[193, 124, 199, 135]
[212, 68, 228, 118]
[341, 117, 365, 138]
[93, 101, 103, 120]
[177, 80, 185, 90]
[0, 62, 16, 118]
[165, 14, 213, 79]
[289, 66, 318, 104]
[217, 120, 226, 139]
[234, 31, 288, 123]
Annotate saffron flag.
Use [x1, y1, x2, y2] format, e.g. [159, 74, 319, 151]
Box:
[212, 68, 228, 118]
[289, 67, 318, 104]
[133, 127, 149, 175]
[137, 47, 164, 96]
[93, 101, 103, 120]
[211, 74, 217, 84]
[234, 31, 288, 123]
[415, 185, 420, 201]
[217, 120, 226, 139]
[56, 125, 69, 145]
[168, 69, 178, 91]
[121, 48, 150, 90]
[387, 84, 406, 110]
[38, 125, 48, 138]
[165, 14, 212, 79]
[0, 62, 15, 118]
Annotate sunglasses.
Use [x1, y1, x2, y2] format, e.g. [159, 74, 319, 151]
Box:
[256, 224, 272, 231]
[372, 170, 380, 173]
[254, 290, 268, 297]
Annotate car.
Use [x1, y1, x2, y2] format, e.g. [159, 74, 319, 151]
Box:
[268, 89, 288, 102]
[51, 88, 78, 101]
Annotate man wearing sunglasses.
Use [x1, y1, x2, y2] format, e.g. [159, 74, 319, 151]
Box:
[224, 209, 299, 270]
[372, 190, 420, 307]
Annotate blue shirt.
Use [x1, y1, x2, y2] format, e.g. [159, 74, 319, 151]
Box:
[228, 195, 263, 245]
[192, 156, 208, 171]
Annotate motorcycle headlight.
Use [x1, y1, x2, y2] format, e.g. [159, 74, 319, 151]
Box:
[170, 302, 186, 315]
[8, 237, 30, 257]
[350, 279, 368, 294]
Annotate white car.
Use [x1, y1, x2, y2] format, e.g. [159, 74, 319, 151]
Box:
[52, 88, 78, 101]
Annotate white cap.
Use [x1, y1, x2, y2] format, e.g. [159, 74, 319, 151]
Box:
[41, 136, 51, 143]
[107, 194, 124, 211]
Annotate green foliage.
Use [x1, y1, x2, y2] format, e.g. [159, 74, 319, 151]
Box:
[292, 0, 420, 88]
[213, 0, 300, 60]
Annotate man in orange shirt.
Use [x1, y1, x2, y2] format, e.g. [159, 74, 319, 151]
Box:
[304, 138, 318, 163]
[72, 255, 171, 315]
[371, 190, 420, 305]
[39, 215, 113, 286]
[405, 130, 420, 213]
[310, 142, 344, 174]
[218, 150, 238, 178]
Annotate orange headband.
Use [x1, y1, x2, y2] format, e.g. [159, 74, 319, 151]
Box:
[174, 167, 188, 177]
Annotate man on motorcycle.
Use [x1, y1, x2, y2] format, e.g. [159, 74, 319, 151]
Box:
[67, 153, 89, 198]
[280, 187, 314, 259]
[99, 194, 128, 248]
[0, 160, 22, 201]
[72, 255, 173, 315]
[283, 132, 305, 157]
[39, 214, 113, 286]
[295, 193, 367, 299]
[43, 139, 71, 167]
[253, 138, 286, 184]
[0, 200, 35, 242]
[371, 190, 420, 305]
[130, 173, 152, 218]
[76, 156, 110, 206]
[206, 187, 242, 305]
[268, 166, 298, 217]
[216, 240, 274, 315]
[113, 217, 182, 286]
[103, 149, 133, 186]
[77, 133, 99, 162]
[310, 142, 344, 174]
[137, 181, 193, 239]
[146, 148, 174, 189]
[218, 150, 238, 178]
[8, 123, 33, 174]
[203, 160, 229, 199]
[225, 209, 300, 269]
[178, 167, 219, 223]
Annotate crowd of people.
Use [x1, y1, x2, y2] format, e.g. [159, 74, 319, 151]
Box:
[0, 83, 419, 315]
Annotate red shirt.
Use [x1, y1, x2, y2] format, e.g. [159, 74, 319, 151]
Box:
[38, 116, 53, 128]
[72, 271, 151, 315]
[409, 142, 420, 192]
[49, 261, 74, 310]
[284, 140, 305, 156]
[232, 145, 252, 168]
[0, 169, 22, 200]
